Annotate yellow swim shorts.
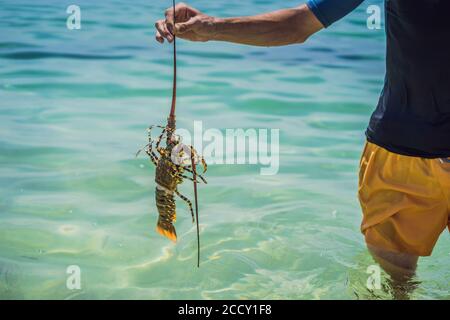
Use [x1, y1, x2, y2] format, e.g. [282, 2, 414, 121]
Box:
[358, 141, 450, 256]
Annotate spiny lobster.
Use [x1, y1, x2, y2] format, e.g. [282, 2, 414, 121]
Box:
[137, 0, 207, 267]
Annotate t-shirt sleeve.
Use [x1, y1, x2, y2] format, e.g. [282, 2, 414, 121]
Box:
[306, 0, 365, 28]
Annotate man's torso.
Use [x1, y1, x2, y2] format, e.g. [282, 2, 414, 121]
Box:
[366, 0, 450, 158]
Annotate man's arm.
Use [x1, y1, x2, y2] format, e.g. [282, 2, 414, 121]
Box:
[155, 3, 323, 46]
[155, 1, 365, 47]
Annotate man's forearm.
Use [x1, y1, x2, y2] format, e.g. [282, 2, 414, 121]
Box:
[211, 4, 323, 46]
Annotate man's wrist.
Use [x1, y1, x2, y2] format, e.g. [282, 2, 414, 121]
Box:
[209, 17, 224, 41]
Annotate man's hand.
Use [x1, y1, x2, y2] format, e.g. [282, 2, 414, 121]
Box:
[155, 2, 216, 43]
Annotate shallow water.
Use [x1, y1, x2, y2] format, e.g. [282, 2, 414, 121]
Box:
[0, 0, 449, 299]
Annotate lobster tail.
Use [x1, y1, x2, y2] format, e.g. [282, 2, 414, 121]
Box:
[155, 187, 177, 242]
[156, 221, 177, 242]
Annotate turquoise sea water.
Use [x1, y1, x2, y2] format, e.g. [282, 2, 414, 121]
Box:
[0, 0, 449, 299]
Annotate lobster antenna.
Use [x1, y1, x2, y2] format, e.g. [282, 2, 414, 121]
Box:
[169, 0, 177, 121]
[191, 147, 200, 268]
[169, 2, 200, 268]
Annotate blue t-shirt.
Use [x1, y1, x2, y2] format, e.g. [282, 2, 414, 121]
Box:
[307, 0, 364, 27]
[306, 0, 450, 158]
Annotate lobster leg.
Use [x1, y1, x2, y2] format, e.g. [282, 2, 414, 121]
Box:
[146, 141, 160, 166]
[155, 128, 167, 149]
[137, 124, 167, 159]
[136, 142, 159, 166]
[175, 189, 195, 223]
[135, 143, 150, 158]
[182, 169, 207, 184]
[162, 157, 206, 184]
[147, 125, 165, 147]
[170, 163, 207, 183]
[145, 149, 158, 167]
[148, 125, 173, 150]
[147, 125, 166, 138]
[178, 174, 204, 184]
[200, 157, 208, 173]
